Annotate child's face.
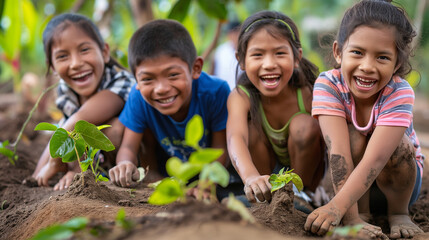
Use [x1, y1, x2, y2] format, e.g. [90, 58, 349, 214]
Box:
[51, 24, 109, 102]
[135, 55, 202, 121]
[241, 28, 300, 98]
[334, 25, 399, 105]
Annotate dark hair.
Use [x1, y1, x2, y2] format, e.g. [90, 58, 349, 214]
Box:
[128, 19, 197, 76]
[42, 13, 122, 76]
[236, 10, 318, 131]
[336, 0, 416, 78]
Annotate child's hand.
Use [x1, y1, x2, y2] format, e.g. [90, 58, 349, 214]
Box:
[34, 158, 67, 187]
[187, 187, 212, 201]
[244, 175, 271, 203]
[109, 161, 140, 187]
[304, 201, 342, 236]
[54, 171, 77, 190]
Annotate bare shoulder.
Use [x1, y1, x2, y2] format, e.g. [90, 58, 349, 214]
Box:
[227, 88, 251, 111]
[301, 85, 314, 112]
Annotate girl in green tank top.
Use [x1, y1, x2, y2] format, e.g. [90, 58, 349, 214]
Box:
[226, 10, 326, 205]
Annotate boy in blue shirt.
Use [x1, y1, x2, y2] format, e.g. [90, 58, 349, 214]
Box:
[109, 19, 239, 199]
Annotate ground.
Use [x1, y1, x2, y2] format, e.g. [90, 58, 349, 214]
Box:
[1, 92, 429, 240]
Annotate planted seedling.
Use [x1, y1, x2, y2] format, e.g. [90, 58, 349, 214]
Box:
[148, 114, 229, 205]
[269, 167, 303, 193]
[115, 208, 134, 230]
[30, 217, 89, 240]
[34, 120, 115, 184]
[0, 83, 58, 165]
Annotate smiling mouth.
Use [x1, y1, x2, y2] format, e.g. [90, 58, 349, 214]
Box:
[71, 72, 92, 82]
[260, 74, 280, 87]
[156, 96, 176, 104]
[355, 76, 376, 88]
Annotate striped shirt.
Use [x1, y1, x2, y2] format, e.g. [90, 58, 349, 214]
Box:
[312, 68, 424, 171]
[56, 65, 135, 119]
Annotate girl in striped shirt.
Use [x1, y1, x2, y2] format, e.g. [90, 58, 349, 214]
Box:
[305, 1, 424, 239]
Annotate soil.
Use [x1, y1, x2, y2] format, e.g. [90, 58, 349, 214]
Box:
[1, 93, 429, 240]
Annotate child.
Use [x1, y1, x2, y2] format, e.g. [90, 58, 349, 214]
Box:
[109, 19, 237, 199]
[226, 10, 325, 206]
[305, 1, 424, 239]
[32, 13, 135, 191]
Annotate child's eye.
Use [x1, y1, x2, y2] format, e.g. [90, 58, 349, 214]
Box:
[139, 77, 152, 82]
[351, 50, 362, 55]
[250, 53, 262, 57]
[81, 47, 90, 53]
[168, 73, 180, 78]
[276, 51, 287, 55]
[55, 54, 68, 60]
[378, 56, 391, 61]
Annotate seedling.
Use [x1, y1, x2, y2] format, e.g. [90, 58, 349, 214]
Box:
[0, 83, 58, 165]
[148, 115, 229, 205]
[128, 189, 136, 198]
[30, 217, 89, 240]
[269, 167, 303, 193]
[326, 224, 364, 237]
[115, 208, 134, 230]
[34, 120, 114, 184]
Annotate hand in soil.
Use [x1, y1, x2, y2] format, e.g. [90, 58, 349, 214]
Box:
[388, 214, 423, 239]
[34, 158, 67, 187]
[109, 161, 140, 187]
[244, 175, 271, 203]
[304, 201, 342, 236]
[54, 171, 77, 190]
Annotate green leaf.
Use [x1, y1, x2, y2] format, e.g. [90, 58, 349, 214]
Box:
[34, 122, 58, 131]
[185, 115, 204, 148]
[74, 120, 115, 152]
[96, 174, 109, 182]
[49, 128, 75, 158]
[166, 157, 201, 182]
[290, 173, 303, 192]
[61, 217, 89, 231]
[167, 0, 191, 22]
[200, 162, 229, 187]
[62, 137, 85, 163]
[188, 148, 223, 164]
[30, 217, 88, 240]
[148, 178, 184, 205]
[80, 158, 91, 172]
[115, 208, 133, 230]
[270, 181, 285, 193]
[196, 0, 227, 20]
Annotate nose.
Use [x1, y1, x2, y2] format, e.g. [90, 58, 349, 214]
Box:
[154, 79, 171, 95]
[358, 56, 376, 73]
[70, 53, 83, 70]
[262, 54, 277, 70]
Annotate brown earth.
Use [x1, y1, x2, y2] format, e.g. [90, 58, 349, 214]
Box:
[1, 92, 429, 240]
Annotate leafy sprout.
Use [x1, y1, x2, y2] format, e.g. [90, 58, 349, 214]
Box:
[148, 114, 229, 205]
[34, 120, 115, 184]
[269, 167, 303, 193]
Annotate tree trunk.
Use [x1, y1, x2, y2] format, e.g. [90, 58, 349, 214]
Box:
[129, 0, 154, 28]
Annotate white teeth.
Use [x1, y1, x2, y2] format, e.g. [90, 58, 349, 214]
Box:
[158, 96, 175, 104]
[72, 72, 91, 79]
[261, 75, 280, 79]
[355, 77, 375, 88]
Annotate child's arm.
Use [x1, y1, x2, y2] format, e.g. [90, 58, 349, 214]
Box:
[305, 115, 406, 236]
[226, 90, 271, 203]
[211, 129, 228, 166]
[109, 127, 142, 187]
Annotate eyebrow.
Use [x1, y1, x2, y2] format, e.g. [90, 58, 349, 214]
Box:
[248, 45, 290, 53]
[137, 65, 183, 78]
[348, 44, 395, 56]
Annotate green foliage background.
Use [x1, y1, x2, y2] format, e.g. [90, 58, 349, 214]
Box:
[0, 0, 428, 94]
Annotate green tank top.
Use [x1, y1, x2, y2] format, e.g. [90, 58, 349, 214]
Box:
[238, 85, 309, 166]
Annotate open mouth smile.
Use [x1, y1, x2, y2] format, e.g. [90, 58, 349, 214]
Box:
[260, 74, 280, 88]
[355, 76, 376, 89]
[71, 71, 93, 82]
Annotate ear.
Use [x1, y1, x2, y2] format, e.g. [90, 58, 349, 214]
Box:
[394, 62, 401, 74]
[333, 41, 342, 65]
[102, 43, 110, 64]
[191, 57, 203, 79]
[295, 48, 303, 68]
[236, 52, 245, 70]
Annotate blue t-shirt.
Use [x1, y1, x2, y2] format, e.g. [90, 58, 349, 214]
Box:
[119, 72, 230, 162]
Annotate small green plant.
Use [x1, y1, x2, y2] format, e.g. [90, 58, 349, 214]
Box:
[128, 188, 136, 198]
[30, 217, 89, 240]
[148, 114, 229, 205]
[1, 200, 7, 210]
[326, 224, 364, 237]
[0, 83, 58, 165]
[115, 208, 134, 230]
[34, 120, 114, 183]
[269, 167, 303, 193]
